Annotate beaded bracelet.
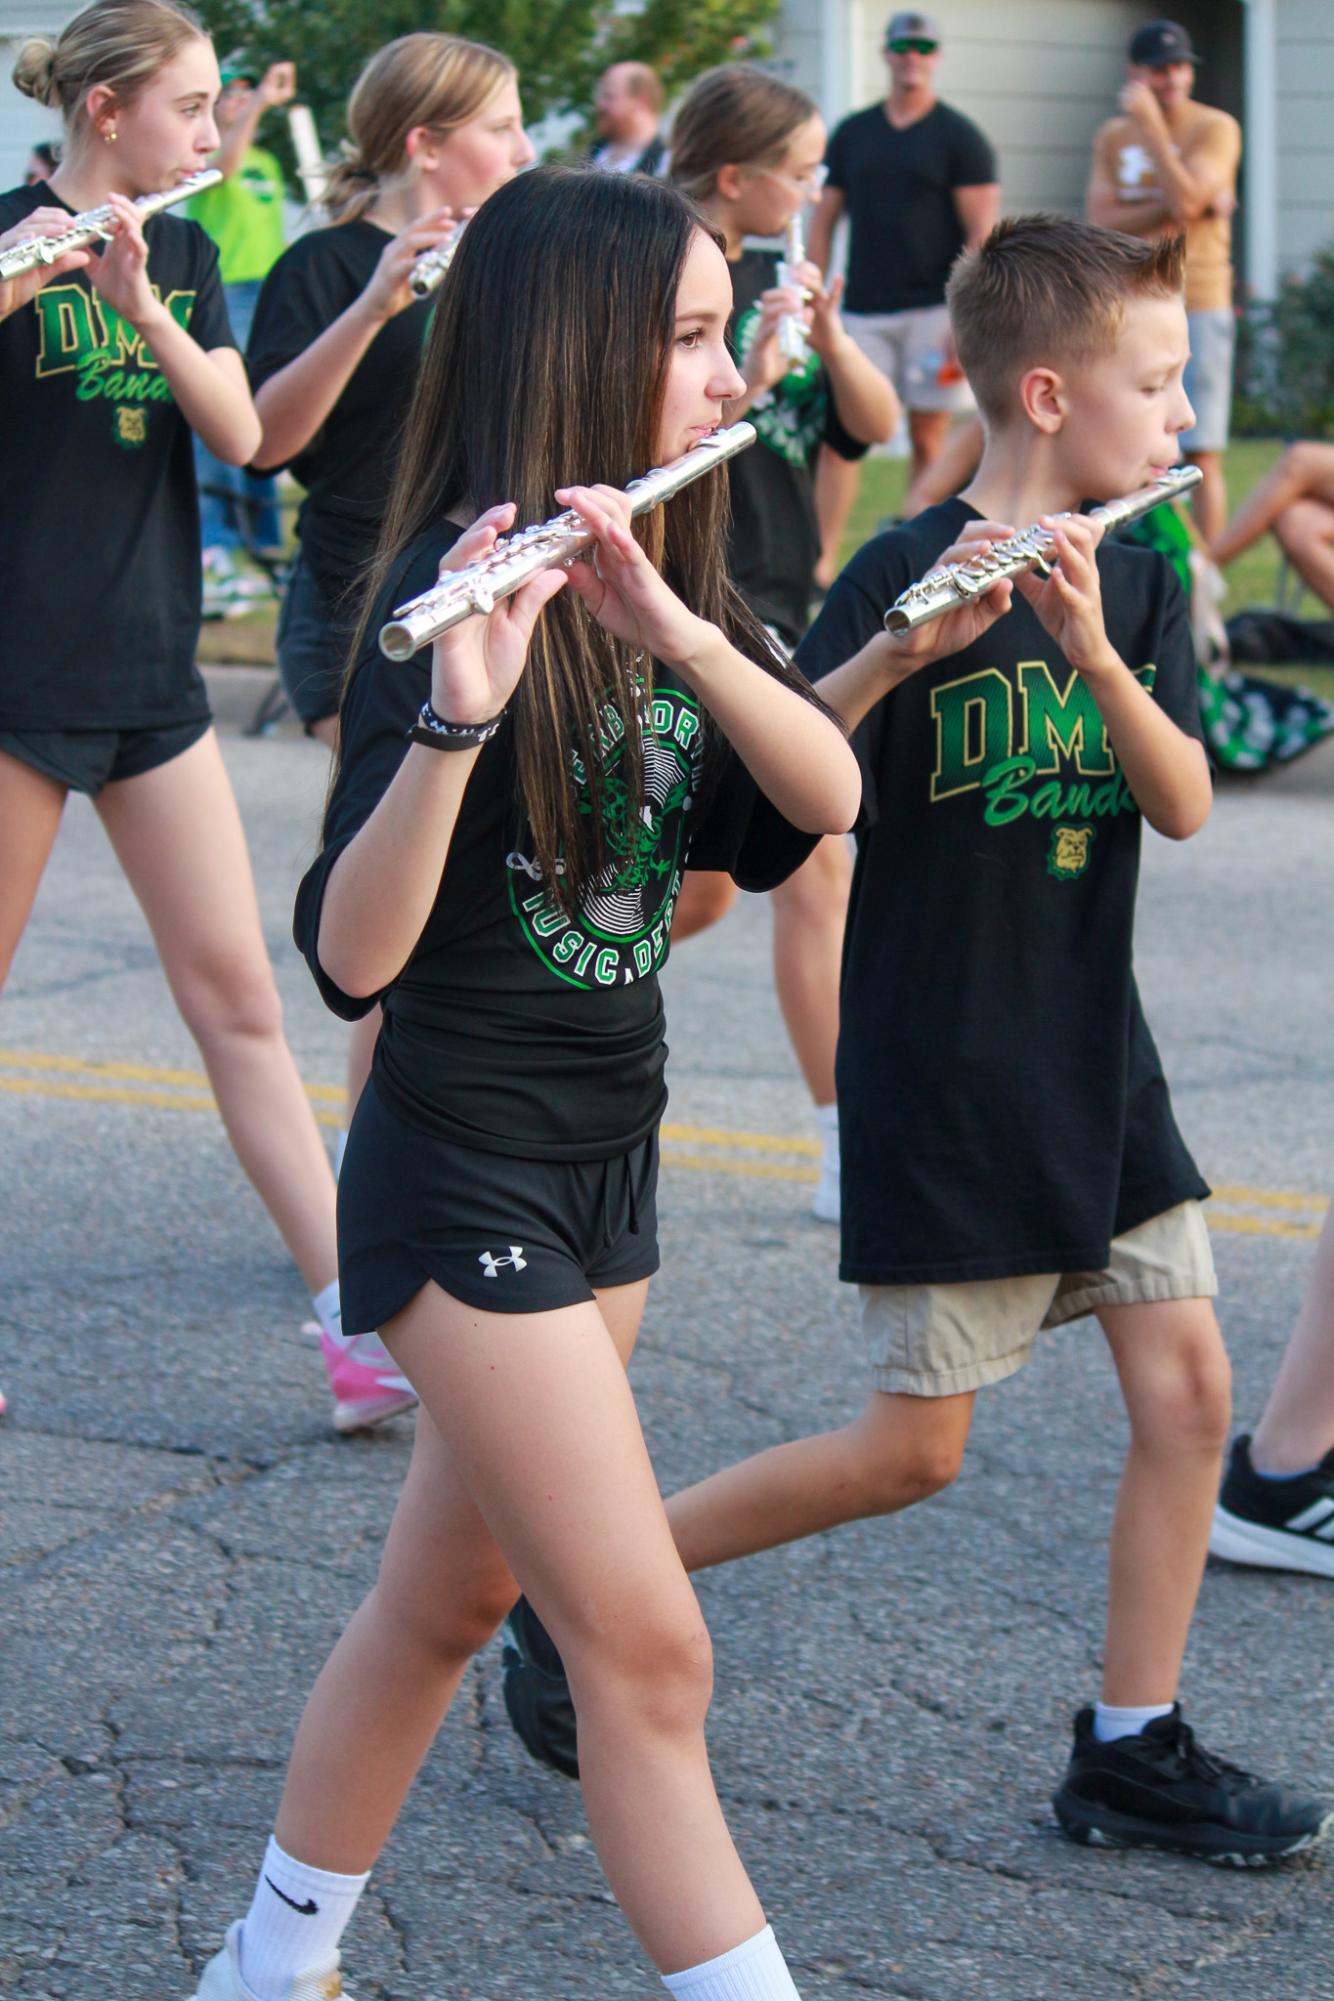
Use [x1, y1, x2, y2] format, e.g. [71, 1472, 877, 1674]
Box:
[407, 698, 509, 752]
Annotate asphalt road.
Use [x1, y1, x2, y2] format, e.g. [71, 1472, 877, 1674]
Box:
[2, 668, 1333, 2001]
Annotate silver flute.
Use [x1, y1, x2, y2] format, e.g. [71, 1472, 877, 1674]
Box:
[408, 218, 467, 299]
[775, 215, 809, 370]
[0, 169, 222, 280]
[883, 464, 1203, 635]
[379, 420, 756, 661]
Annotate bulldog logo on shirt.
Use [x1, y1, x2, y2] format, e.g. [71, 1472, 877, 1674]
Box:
[113, 405, 148, 449]
[1047, 825, 1095, 880]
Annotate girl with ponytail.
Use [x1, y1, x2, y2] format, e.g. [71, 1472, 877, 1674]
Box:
[244, 31, 533, 1208]
[0, 0, 363, 1430]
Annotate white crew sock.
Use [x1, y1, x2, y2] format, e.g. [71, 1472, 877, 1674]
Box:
[815, 1102, 839, 1162]
[238, 1836, 369, 2000]
[310, 1278, 346, 1347]
[662, 1925, 802, 2000]
[1093, 1699, 1175, 1743]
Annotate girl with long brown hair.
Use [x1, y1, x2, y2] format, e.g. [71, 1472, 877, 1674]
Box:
[187, 164, 859, 2001]
[0, 0, 354, 1428]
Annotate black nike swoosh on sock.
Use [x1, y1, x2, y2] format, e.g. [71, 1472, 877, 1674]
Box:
[264, 1875, 319, 1917]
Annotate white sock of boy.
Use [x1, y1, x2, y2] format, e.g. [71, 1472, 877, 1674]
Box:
[1093, 1699, 1176, 1743]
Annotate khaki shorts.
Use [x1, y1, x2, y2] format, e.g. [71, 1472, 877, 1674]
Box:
[841, 302, 975, 415]
[861, 1201, 1217, 1398]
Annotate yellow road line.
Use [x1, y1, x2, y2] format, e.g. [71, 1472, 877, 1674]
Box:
[1211, 1183, 1329, 1214]
[0, 1075, 340, 1126]
[0, 1046, 345, 1100]
[2, 1049, 1326, 1239]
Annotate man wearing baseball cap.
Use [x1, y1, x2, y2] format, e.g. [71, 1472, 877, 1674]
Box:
[1087, 20, 1241, 543]
[808, 11, 999, 583]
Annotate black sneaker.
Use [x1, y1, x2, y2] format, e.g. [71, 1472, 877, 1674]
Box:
[500, 1597, 579, 1781]
[1210, 1432, 1334, 1578]
[1053, 1706, 1333, 1866]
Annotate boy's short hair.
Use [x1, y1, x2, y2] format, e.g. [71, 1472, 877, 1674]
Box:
[947, 215, 1185, 424]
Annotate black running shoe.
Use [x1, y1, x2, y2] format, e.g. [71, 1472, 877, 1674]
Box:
[501, 1597, 579, 1781]
[1053, 1706, 1333, 1866]
[1210, 1432, 1334, 1578]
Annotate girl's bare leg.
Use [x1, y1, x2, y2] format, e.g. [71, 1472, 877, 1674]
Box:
[1249, 1204, 1334, 1473]
[769, 836, 850, 1107]
[369, 1278, 768, 1972]
[275, 1278, 648, 1864]
[1098, 1299, 1231, 1704]
[95, 729, 337, 1291]
[0, 749, 67, 987]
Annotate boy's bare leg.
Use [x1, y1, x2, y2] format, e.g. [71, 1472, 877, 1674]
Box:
[1097, 1298, 1231, 1704]
[907, 409, 951, 491]
[1210, 440, 1334, 568]
[664, 1387, 975, 1574]
[1249, 1202, 1334, 1473]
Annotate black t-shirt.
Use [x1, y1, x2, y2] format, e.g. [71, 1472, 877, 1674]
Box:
[293, 525, 820, 1160]
[797, 500, 1209, 1285]
[727, 248, 867, 647]
[0, 182, 232, 729]
[246, 220, 433, 597]
[825, 102, 997, 314]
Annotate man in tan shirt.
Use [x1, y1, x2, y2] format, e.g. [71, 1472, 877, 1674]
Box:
[1087, 18, 1241, 541]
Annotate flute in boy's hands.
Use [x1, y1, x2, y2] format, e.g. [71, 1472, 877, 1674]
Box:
[883, 465, 1202, 635]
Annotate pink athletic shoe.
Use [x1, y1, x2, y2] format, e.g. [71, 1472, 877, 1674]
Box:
[319, 1330, 417, 1434]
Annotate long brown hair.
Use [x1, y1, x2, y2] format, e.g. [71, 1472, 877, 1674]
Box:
[354, 166, 835, 913]
[323, 32, 514, 223]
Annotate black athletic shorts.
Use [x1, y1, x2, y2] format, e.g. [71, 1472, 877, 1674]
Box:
[337, 1077, 661, 1330]
[0, 717, 211, 795]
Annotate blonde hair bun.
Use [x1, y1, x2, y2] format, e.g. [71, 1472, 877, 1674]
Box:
[12, 36, 62, 106]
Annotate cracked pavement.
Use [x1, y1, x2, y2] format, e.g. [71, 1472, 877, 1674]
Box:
[2, 670, 1332, 2000]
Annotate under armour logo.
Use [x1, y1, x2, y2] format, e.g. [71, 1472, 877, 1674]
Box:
[479, 1247, 528, 1278]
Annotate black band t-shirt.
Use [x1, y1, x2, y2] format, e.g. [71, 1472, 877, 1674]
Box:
[246, 220, 434, 599]
[294, 526, 820, 1160]
[727, 248, 867, 647]
[0, 182, 233, 729]
[824, 102, 997, 315]
[797, 500, 1209, 1285]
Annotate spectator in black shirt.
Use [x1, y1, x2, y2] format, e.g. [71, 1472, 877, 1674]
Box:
[589, 60, 666, 176]
[808, 8, 999, 581]
[187, 165, 859, 2001]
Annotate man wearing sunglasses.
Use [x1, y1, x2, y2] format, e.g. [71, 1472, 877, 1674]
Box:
[808, 10, 998, 582]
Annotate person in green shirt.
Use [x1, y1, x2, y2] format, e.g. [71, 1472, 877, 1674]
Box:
[190, 57, 296, 590]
